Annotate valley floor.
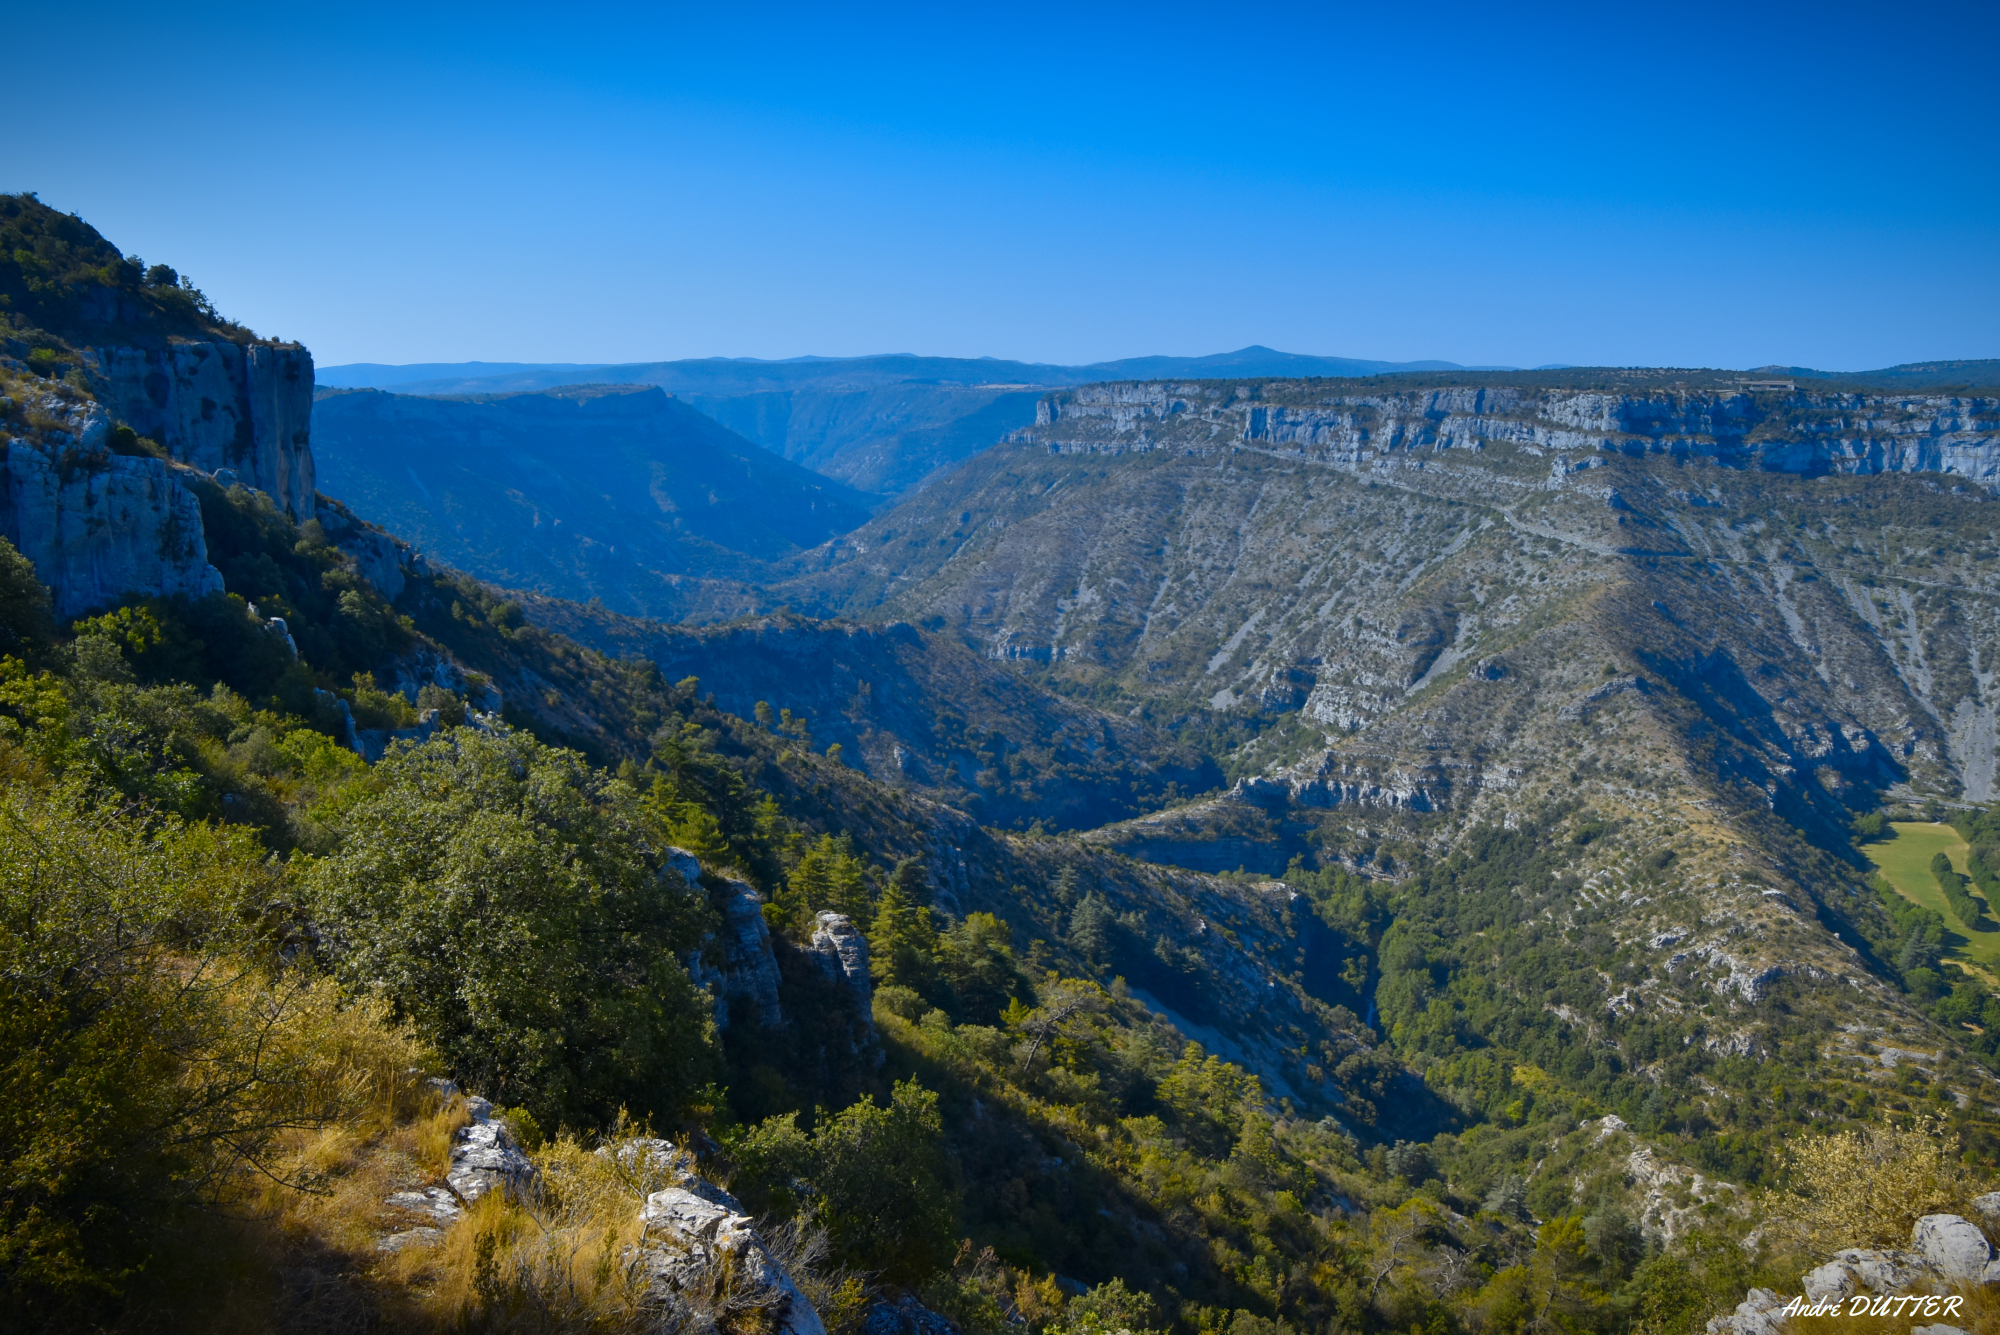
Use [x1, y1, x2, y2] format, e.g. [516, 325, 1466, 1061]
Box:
[1867, 823, 1997, 975]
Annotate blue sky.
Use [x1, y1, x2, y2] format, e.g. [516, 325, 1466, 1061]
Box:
[7, 0, 1996, 369]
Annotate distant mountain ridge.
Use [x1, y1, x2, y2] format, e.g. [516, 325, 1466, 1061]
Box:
[309, 383, 869, 615]
[319, 351, 2000, 499]
[314, 349, 1490, 494]
[315, 346, 1483, 395]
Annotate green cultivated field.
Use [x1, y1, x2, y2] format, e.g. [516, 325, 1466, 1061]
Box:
[1865, 821, 2000, 971]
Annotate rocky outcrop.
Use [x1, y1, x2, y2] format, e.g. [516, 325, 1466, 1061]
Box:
[446, 1095, 536, 1203]
[636, 1181, 827, 1335]
[0, 391, 225, 620]
[86, 341, 316, 519]
[1028, 382, 2000, 492]
[808, 912, 871, 1011]
[689, 879, 786, 1031]
[1705, 1287, 1786, 1335]
[316, 496, 417, 600]
[1713, 1212, 1998, 1333]
[1912, 1214, 1996, 1280]
[378, 1103, 828, 1335]
[380, 1186, 462, 1252]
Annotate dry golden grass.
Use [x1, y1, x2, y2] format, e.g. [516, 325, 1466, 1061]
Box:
[156, 1013, 846, 1334]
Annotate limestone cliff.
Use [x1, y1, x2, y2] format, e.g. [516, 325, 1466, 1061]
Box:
[0, 380, 224, 620]
[1029, 382, 2000, 489]
[0, 333, 319, 622]
[86, 341, 316, 520]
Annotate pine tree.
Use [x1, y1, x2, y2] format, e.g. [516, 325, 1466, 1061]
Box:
[786, 833, 872, 928]
[1068, 891, 1112, 963]
[888, 857, 932, 908]
[869, 869, 938, 989]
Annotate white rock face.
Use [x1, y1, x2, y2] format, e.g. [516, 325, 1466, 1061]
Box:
[1912, 1214, 1993, 1280]
[661, 846, 704, 889]
[810, 911, 872, 1008]
[446, 1096, 536, 1203]
[87, 341, 317, 520]
[0, 425, 224, 620]
[1831, 1247, 1935, 1293]
[378, 1186, 463, 1252]
[1032, 383, 2000, 492]
[1802, 1261, 1856, 1303]
[687, 880, 785, 1030]
[637, 1184, 827, 1335]
[1704, 1287, 1782, 1335]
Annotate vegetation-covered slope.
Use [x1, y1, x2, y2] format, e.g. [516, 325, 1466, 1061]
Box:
[0, 192, 263, 356]
[518, 599, 1223, 831]
[309, 383, 872, 614]
[722, 391, 2000, 1181]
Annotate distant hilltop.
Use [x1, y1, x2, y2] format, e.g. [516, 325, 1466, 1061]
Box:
[319, 349, 2000, 398]
[316, 346, 1493, 395]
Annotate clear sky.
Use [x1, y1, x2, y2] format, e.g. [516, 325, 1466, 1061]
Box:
[6, 0, 1996, 370]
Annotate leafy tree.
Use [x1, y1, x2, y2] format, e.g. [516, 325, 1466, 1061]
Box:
[937, 911, 1021, 1022]
[641, 780, 732, 866]
[0, 780, 420, 1316]
[812, 1079, 957, 1281]
[1068, 892, 1113, 963]
[785, 833, 872, 929]
[1064, 1278, 1161, 1335]
[1764, 1117, 1973, 1253]
[0, 539, 52, 657]
[1007, 976, 1108, 1077]
[301, 728, 716, 1129]
[728, 1080, 956, 1283]
[889, 855, 933, 908]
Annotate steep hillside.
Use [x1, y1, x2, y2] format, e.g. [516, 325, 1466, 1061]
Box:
[721, 377, 2000, 1134]
[16, 196, 2000, 1335]
[518, 601, 1223, 830]
[686, 382, 1047, 495]
[309, 383, 870, 615]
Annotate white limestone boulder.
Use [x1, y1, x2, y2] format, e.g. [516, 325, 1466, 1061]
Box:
[1913, 1214, 1993, 1280]
[1802, 1261, 1855, 1303]
[636, 1183, 826, 1335]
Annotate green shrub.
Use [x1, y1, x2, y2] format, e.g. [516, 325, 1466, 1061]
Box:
[301, 728, 717, 1130]
[0, 780, 421, 1319]
[726, 1079, 957, 1283]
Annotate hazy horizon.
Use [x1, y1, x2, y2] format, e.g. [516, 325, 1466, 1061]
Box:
[312, 348, 1981, 383]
